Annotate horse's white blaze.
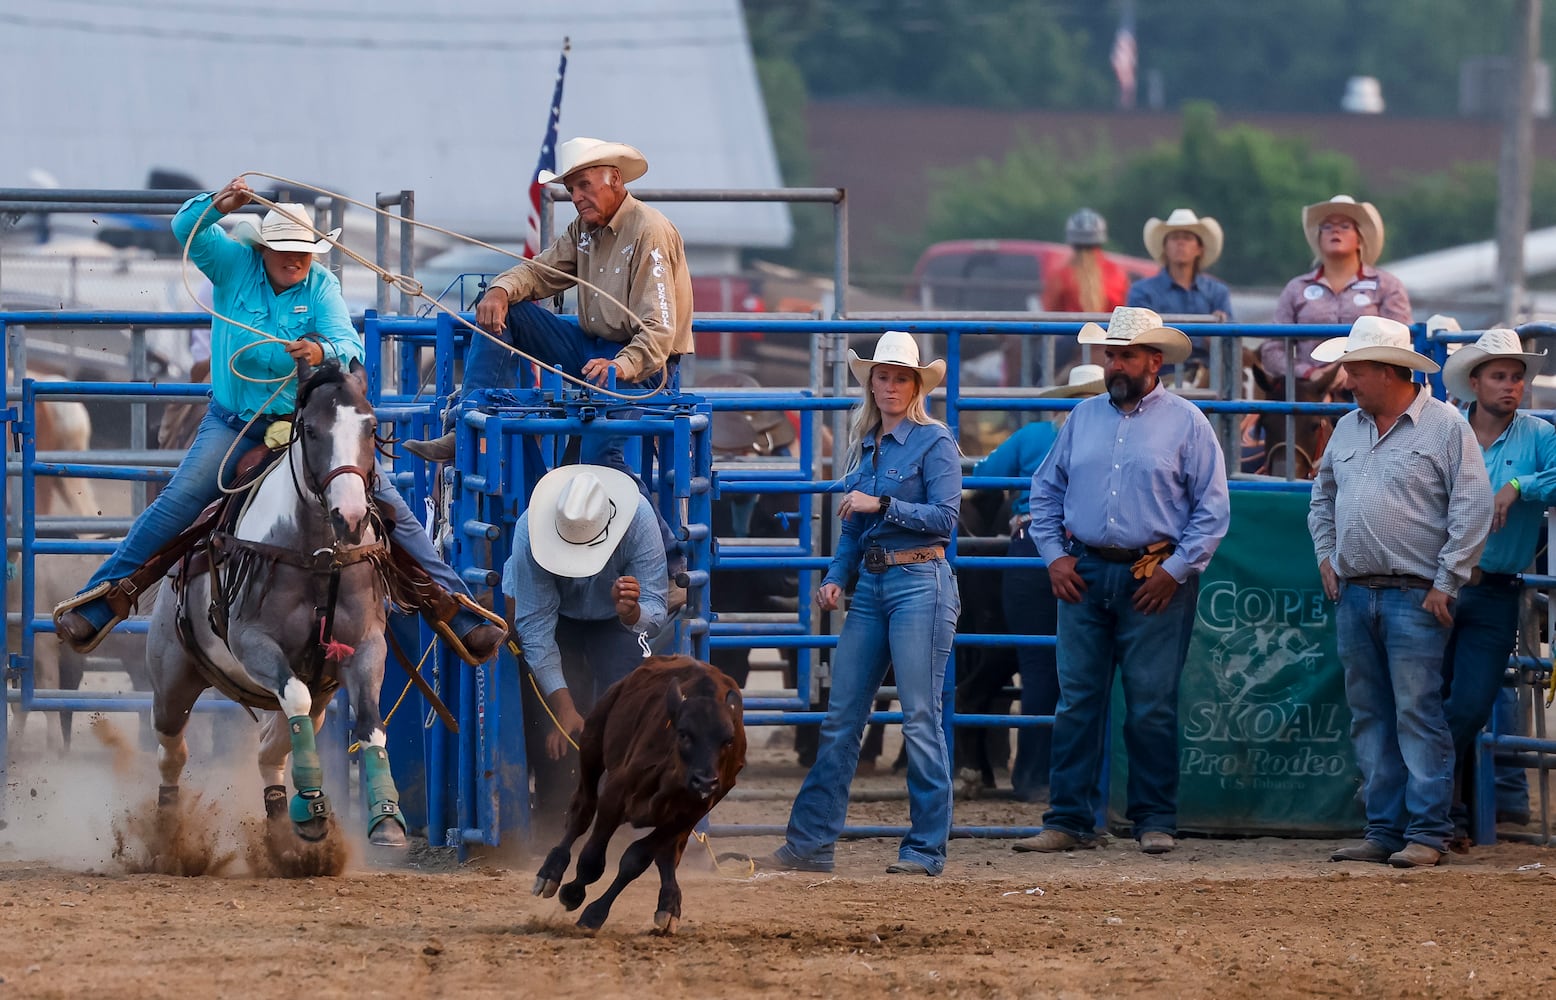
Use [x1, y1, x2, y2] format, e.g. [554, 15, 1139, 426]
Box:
[233, 445, 301, 543]
[279, 677, 312, 718]
[326, 405, 373, 530]
[364, 729, 387, 748]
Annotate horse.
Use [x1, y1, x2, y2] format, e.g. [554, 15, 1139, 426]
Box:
[1243, 349, 1342, 479]
[142, 358, 406, 861]
[6, 380, 99, 749]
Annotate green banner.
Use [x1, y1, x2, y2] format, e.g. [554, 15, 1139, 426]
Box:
[1110, 488, 1365, 836]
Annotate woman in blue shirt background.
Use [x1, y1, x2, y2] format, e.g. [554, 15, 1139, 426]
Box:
[760, 331, 962, 877]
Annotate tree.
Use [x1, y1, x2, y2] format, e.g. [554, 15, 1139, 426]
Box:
[920, 103, 1361, 285]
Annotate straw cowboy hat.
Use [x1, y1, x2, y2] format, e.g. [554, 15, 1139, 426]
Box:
[527, 465, 643, 578]
[1303, 194, 1385, 265]
[1035, 363, 1105, 398]
[1142, 209, 1224, 269]
[232, 203, 341, 254]
[538, 137, 649, 186]
[1077, 306, 1193, 365]
[1442, 328, 1547, 401]
[846, 330, 947, 393]
[1310, 315, 1439, 373]
[700, 371, 798, 455]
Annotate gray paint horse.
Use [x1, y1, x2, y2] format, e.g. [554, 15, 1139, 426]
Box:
[143, 359, 406, 852]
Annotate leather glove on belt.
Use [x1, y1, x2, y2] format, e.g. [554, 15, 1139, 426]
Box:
[1130, 541, 1175, 581]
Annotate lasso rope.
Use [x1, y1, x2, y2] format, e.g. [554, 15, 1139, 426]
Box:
[185, 171, 672, 416]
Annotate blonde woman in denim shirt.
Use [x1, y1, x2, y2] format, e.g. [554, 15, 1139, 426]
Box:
[759, 331, 962, 876]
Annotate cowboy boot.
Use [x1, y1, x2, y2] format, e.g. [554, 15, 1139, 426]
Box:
[403, 432, 455, 463]
[414, 583, 507, 665]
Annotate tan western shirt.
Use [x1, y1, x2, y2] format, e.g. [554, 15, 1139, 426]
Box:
[488, 194, 695, 382]
[1308, 385, 1491, 596]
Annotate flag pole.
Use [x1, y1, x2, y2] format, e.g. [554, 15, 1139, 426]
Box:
[527, 37, 571, 259]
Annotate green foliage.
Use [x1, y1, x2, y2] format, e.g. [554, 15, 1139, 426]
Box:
[748, 53, 834, 274]
[744, 0, 1549, 116]
[921, 104, 1361, 285]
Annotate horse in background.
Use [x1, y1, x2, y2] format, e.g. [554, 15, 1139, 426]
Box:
[1242, 349, 1342, 479]
[6, 380, 100, 750]
[143, 359, 405, 871]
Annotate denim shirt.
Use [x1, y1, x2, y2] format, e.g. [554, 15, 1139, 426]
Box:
[1125, 270, 1234, 320]
[823, 419, 961, 591]
[172, 194, 363, 420]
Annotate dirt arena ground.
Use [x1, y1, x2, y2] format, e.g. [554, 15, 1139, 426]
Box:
[3, 711, 1555, 999]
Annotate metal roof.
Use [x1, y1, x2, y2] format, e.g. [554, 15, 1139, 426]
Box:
[0, 0, 791, 251]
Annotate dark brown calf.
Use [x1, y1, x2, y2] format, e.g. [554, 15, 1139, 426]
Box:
[532, 655, 746, 934]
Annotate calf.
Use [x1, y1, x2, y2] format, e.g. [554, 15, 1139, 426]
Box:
[532, 655, 746, 935]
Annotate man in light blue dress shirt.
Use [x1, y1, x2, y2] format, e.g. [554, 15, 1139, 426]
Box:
[1439, 330, 1556, 845]
[502, 464, 669, 825]
[1014, 307, 1230, 856]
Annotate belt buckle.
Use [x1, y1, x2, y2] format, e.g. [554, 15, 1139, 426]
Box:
[864, 546, 887, 573]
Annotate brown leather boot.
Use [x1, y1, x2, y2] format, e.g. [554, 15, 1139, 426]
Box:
[403, 432, 455, 463]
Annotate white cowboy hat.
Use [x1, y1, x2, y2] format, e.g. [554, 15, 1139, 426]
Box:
[538, 137, 649, 186]
[1442, 328, 1547, 401]
[1035, 363, 1105, 398]
[1142, 208, 1224, 269]
[231, 203, 341, 254]
[1077, 307, 1193, 365]
[1303, 194, 1385, 265]
[527, 465, 643, 579]
[1310, 315, 1439, 373]
[846, 330, 947, 393]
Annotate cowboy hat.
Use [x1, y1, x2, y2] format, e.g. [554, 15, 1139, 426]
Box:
[1035, 363, 1105, 398]
[1077, 307, 1193, 365]
[1142, 208, 1224, 269]
[1310, 315, 1439, 373]
[1442, 328, 1548, 401]
[231, 203, 341, 254]
[846, 331, 946, 393]
[698, 371, 799, 455]
[527, 465, 643, 578]
[1303, 194, 1385, 265]
[538, 137, 649, 186]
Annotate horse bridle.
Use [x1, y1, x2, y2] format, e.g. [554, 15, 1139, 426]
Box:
[291, 401, 377, 510]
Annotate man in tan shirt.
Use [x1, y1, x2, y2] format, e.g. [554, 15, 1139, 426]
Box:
[406, 137, 694, 464]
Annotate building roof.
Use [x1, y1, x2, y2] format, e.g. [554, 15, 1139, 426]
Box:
[0, 1, 791, 251]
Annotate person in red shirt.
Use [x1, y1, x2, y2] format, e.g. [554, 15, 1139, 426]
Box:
[1042, 208, 1131, 314]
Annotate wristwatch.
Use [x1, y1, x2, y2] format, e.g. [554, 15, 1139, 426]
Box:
[879, 495, 892, 514]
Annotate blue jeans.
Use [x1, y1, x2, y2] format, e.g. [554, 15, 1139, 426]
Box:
[462, 300, 679, 565]
[1335, 583, 1454, 852]
[781, 558, 960, 873]
[1003, 527, 1059, 801]
[526, 615, 647, 817]
[78, 400, 476, 627]
[1441, 581, 1522, 821]
[1043, 555, 1197, 841]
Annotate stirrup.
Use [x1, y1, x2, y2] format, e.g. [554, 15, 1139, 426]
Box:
[52, 582, 128, 655]
[429, 593, 508, 667]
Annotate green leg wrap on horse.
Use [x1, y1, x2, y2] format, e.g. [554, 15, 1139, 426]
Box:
[286, 715, 330, 825]
[361, 744, 403, 832]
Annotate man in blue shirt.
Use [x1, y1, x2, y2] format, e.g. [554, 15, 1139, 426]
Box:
[1439, 329, 1556, 846]
[502, 464, 669, 825]
[1127, 209, 1233, 382]
[1015, 307, 1230, 855]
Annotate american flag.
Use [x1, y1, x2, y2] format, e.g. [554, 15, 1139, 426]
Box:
[524, 38, 570, 259]
[1110, 10, 1137, 110]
